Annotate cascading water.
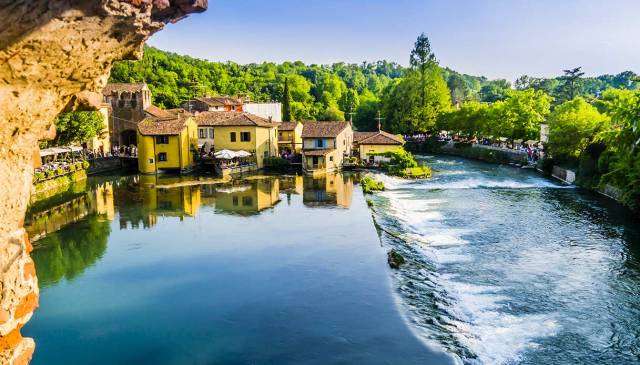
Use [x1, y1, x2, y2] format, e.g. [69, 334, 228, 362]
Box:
[369, 156, 640, 365]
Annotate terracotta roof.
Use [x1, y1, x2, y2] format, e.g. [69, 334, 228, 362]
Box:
[195, 111, 279, 128]
[138, 116, 188, 136]
[278, 121, 300, 131]
[196, 96, 243, 106]
[102, 83, 147, 95]
[303, 149, 336, 156]
[144, 105, 179, 119]
[301, 121, 350, 138]
[354, 130, 404, 145]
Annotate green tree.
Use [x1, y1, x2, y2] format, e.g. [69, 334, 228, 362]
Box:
[382, 69, 451, 134]
[410, 33, 437, 109]
[479, 79, 511, 102]
[353, 90, 380, 131]
[339, 89, 360, 121]
[282, 77, 292, 122]
[438, 101, 488, 136]
[484, 89, 551, 140]
[559, 67, 585, 101]
[447, 73, 470, 105]
[53, 111, 105, 146]
[547, 97, 609, 161]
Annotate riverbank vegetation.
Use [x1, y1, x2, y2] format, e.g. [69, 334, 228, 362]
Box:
[372, 150, 433, 179]
[360, 176, 385, 194]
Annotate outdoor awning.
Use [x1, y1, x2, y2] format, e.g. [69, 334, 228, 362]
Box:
[234, 150, 252, 158]
[214, 149, 236, 159]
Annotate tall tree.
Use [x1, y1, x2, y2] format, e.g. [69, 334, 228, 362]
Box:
[282, 77, 292, 122]
[560, 67, 585, 101]
[409, 33, 437, 109]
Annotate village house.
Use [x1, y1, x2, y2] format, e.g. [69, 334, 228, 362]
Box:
[353, 130, 405, 163]
[301, 121, 353, 174]
[277, 121, 304, 155]
[136, 113, 198, 174]
[195, 111, 279, 168]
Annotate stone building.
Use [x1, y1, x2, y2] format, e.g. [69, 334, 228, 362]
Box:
[182, 96, 244, 113]
[102, 83, 152, 146]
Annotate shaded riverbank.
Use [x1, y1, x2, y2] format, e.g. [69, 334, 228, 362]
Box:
[24, 173, 456, 364]
[366, 155, 640, 364]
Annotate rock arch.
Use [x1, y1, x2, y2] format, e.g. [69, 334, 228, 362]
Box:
[0, 1, 207, 363]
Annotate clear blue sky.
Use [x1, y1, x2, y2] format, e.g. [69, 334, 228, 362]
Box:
[149, 0, 640, 81]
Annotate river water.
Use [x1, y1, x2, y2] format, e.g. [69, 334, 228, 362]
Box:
[23, 173, 454, 365]
[368, 156, 640, 364]
[22, 157, 640, 364]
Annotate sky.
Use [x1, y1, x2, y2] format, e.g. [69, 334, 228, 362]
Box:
[149, 0, 640, 81]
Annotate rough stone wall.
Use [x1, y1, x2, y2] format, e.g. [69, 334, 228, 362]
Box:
[0, 1, 207, 363]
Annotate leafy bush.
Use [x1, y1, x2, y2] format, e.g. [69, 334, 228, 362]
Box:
[45, 170, 54, 178]
[55, 168, 65, 176]
[396, 165, 432, 179]
[82, 160, 90, 169]
[360, 175, 385, 194]
[34, 171, 45, 182]
[263, 157, 291, 171]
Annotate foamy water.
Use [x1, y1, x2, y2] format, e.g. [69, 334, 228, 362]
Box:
[369, 156, 640, 364]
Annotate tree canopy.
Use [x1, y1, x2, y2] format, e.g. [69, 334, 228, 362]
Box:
[52, 111, 105, 146]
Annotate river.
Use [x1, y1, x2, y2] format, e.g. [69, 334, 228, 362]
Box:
[367, 155, 640, 364]
[23, 173, 454, 365]
[22, 157, 640, 364]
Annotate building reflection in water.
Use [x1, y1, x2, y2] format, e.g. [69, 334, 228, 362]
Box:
[16, 172, 355, 364]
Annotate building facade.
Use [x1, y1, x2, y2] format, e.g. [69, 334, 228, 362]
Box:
[182, 96, 243, 113]
[103, 83, 152, 146]
[301, 121, 353, 174]
[277, 121, 303, 154]
[137, 115, 198, 174]
[353, 131, 405, 163]
[195, 111, 279, 168]
[243, 102, 282, 122]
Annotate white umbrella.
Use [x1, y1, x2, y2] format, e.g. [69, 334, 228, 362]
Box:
[214, 149, 236, 159]
[234, 150, 252, 158]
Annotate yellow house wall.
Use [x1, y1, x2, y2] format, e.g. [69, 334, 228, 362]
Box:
[137, 118, 197, 174]
[359, 144, 403, 160]
[213, 125, 277, 168]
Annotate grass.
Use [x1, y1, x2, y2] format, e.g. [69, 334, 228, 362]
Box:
[393, 165, 432, 179]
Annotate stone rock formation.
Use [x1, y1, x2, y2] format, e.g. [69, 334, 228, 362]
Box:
[0, 1, 207, 363]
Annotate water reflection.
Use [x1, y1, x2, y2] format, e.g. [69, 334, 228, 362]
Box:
[25, 172, 356, 284]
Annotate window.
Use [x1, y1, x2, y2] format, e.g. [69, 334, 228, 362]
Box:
[208, 128, 214, 139]
[316, 139, 325, 148]
[156, 136, 169, 144]
[232, 196, 239, 206]
[230, 132, 236, 142]
[148, 158, 154, 164]
[241, 132, 251, 142]
[198, 129, 207, 139]
[329, 156, 333, 162]
[278, 132, 283, 139]
[242, 196, 253, 206]
[158, 152, 167, 161]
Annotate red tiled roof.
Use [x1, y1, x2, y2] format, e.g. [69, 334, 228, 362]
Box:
[102, 83, 147, 95]
[195, 96, 243, 107]
[301, 121, 350, 138]
[195, 111, 279, 128]
[138, 115, 188, 136]
[278, 121, 300, 131]
[144, 105, 179, 119]
[303, 149, 336, 156]
[354, 130, 404, 145]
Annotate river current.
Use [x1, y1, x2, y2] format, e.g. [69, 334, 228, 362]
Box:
[368, 156, 640, 364]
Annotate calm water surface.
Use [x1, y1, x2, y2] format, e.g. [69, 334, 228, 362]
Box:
[24, 156, 640, 365]
[24, 173, 454, 365]
[368, 156, 640, 365]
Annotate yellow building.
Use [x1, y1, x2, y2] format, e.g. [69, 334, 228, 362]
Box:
[303, 173, 354, 208]
[215, 178, 280, 215]
[137, 113, 198, 174]
[301, 121, 353, 174]
[195, 111, 279, 168]
[277, 121, 303, 154]
[353, 130, 405, 163]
